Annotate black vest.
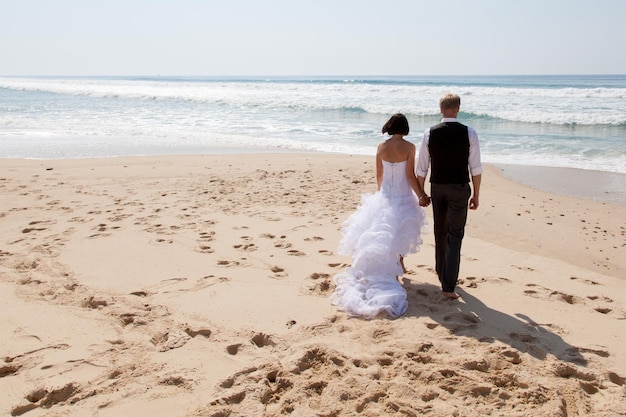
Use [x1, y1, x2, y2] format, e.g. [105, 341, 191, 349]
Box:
[428, 121, 470, 184]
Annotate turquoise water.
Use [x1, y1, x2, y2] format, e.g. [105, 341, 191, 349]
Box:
[1, 75, 625, 173]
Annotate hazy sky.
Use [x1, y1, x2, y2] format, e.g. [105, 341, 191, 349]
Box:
[1, 0, 625, 76]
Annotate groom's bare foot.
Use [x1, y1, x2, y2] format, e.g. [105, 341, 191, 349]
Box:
[442, 291, 461, 299]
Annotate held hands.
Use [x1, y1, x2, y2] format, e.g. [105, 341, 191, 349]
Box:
[418, 195, 431, 207]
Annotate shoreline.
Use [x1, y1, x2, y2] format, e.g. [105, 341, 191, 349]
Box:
[495, 163, 626, 205]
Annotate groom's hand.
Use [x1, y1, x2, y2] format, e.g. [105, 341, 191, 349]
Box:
[469, 196, 479, 210]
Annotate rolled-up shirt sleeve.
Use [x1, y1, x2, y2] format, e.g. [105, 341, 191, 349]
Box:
[415, 128, 431, 177]
[468, 127, 483, 176]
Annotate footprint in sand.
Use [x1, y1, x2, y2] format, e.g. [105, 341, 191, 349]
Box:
[145, 223, 174, 235]
[151, 238, 174, 245]
[217, 260, 240, 267]
[196, 244, 214, 254]
[28, 219, 56, 226]
[234, 243, 257, 252]
[586, 294, 613, 302]
[443, 311, 481, 328]
[524, 289, 539, 296]
[11, 383, 79, 415]
[593, 306, 613, 314]
[81, 296, 108, 309]
[263, 216, 282, 222]
[198, 231, 215, 241]
[512, 265, 536, 272]
[414, 299, 440, 314]
[155, 276, 230, 293]
[68, 216, 92, 223]
[270, 266, 288, 279]
[117, 313, 137, 326]
[145, 277, 188, 293]
[570, 276, 601, 285]
[22, 227, 47, 234]
[607, 371, 625, 386]
[88, 222, 120, 238]
[194, 275, 230, 289]
[160, 376, 192, 389]
[151, 330, 191, 352]
[552, 362, 598, 385]
[371, 327, 393, 341]
[0, 364, 21, 378]
[45, 200, 61, 207]
[160, 277, 188, 285]
[550, 291, 581, 305]
[303, 272, 332, 295]
[509, 332, 539, 344]
[416, 264, 437, 274]
[108, 213, 133, 222]
[251, 332, 277, 348]
[464, 276, 479, 288]
[577, 346, 610, 358]
[523, 284, 584, 306]
[274, 240, 292, 249]
[226, 344, 243, 356]
[184, 327, 212, 338]
[461, 276, 511, 289]
[88, 232, 112, 239]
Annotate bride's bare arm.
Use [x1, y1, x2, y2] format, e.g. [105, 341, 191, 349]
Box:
[406, 146, 430, 206]
[376, 146, 384, 191]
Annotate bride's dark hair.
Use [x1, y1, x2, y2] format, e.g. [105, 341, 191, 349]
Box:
[382, 113, 409, 135]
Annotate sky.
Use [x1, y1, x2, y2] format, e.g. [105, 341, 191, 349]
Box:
[1, 0, 625, 76]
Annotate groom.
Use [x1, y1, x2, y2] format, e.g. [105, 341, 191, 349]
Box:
[416, 93, 482, 299]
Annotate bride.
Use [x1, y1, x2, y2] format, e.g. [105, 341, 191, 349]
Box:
[331, 114, 429, 319]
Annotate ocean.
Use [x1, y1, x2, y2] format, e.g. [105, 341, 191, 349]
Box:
[1, 75, 625, 174]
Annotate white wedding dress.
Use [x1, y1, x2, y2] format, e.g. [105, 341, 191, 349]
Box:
[331, 160, 426, 319]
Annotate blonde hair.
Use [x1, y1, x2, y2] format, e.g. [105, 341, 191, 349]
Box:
[439, 93, 461, 111]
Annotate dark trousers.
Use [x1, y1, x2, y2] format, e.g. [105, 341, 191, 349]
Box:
[430, 183, 471, 292]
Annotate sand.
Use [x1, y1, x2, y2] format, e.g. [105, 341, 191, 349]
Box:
[0, 153, 624, 417]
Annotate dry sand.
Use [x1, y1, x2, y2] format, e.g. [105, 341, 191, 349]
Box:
[0, 153, 624, 416]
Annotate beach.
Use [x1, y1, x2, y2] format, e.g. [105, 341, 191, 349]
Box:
[0, 153, 624, 416]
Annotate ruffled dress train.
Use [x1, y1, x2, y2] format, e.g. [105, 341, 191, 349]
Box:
[331, 160, 426, 319]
